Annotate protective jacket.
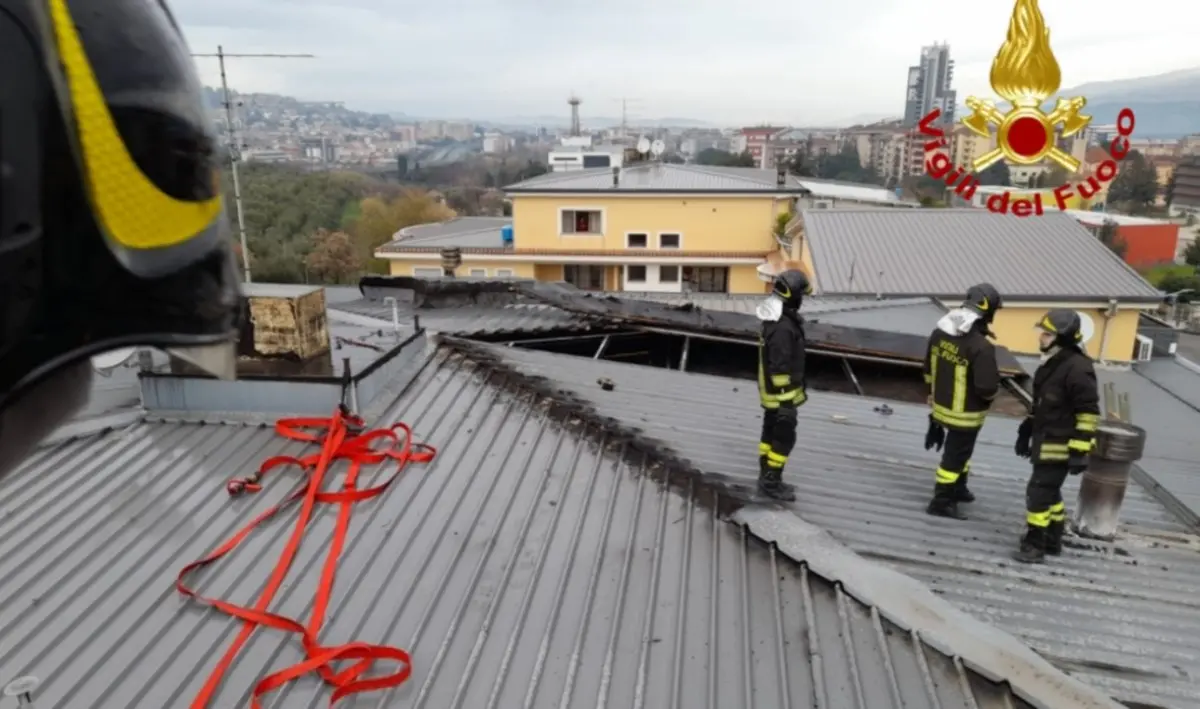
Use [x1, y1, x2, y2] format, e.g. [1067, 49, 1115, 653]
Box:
[757, 297, 807, 409]
[1030, 347, 1101, 462]
[923, 309, 999, 430]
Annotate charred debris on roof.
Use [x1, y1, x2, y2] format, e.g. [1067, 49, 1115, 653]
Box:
[359, 276, 1030, 413]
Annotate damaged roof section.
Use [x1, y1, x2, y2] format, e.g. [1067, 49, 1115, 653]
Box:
[2, 339, 1041, 709]
[448, 338, 1200, 709]
[353, 277, 1027, 376]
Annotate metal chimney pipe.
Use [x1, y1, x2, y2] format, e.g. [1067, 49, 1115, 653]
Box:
[1072, 421, 1147, 541]
[612, 166, 620, 187]
[383, 296, 400, 334]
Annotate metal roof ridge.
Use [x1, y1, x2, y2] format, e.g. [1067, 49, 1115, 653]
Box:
[437, 334, 1120, 709]
[736, 507, 1123, 709]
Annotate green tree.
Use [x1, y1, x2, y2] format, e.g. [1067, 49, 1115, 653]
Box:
[976, 161, 1011, 186]
[696, 148, 755, 167]
[1165, 169, 1177, 208]
[1158, 274, 1200, 303]
[662, 153, 686, 164]
[1042, 165, 1071, 188]
[1106, 150, 1159, 214]
[1182, 237, 1200, 267]
[1096, 219, 1126, 258]
[350, 189, 456, 273]
[785, 150, 815, 177]
[305, 229, 361, 284]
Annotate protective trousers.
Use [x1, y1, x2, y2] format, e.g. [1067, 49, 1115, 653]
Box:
[759, 404, 798, 476]
[1026, 462, 1069, 538]
[933, 428, 978, 500]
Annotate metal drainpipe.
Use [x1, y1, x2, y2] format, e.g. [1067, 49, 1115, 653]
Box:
[1096, 299, 1117, 363]
[1072, 420, 1147, 540]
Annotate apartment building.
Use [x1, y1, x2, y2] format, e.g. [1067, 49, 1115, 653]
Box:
[1172, 156, 1200, 212]
[738, 126, 789, 168]
[903, 43, 956, 126]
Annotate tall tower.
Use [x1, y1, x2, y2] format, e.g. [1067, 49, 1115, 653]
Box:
[903, 43, 956, 126]
[568, 94, 582, 137]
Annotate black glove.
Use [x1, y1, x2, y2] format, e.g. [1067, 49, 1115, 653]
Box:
[1067, 452, 1089, 475]
[924, 415, 945, 451]
[1014, 418, 1032, 458]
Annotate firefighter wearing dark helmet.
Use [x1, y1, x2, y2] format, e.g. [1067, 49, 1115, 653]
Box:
[922, 283, 1002, 519]
[755, 268, 811, 502]
[0, 0, 241, 477]
[1012, 309, 1100, 564]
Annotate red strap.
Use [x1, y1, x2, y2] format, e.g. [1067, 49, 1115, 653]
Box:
[177, 407, 436, 708]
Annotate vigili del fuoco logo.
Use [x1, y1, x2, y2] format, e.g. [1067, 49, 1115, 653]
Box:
[918, 0, 1136, 216]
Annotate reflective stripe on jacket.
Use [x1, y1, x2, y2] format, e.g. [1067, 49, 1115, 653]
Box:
[758, 311, 807, 409]
[923, 326, 999, 430]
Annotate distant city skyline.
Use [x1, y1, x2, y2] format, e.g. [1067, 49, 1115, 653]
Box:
[175, 0, 1200, 126]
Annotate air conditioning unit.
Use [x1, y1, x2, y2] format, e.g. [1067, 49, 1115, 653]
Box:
[1134, 334, 1153, 362]
[813, 199, 833, 209]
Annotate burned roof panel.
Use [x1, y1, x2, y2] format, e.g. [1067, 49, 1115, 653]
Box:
[1, 343, 1035, 709]
[459, 340, 1200, 709]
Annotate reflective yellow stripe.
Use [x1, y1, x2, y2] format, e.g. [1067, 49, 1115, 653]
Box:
[1068, 439, 1092, 453]
[770, 374, 790, 387]
[48, 0, 223, 250]
[1075, 413, 1099, 432]
[935, 467, 960, 484]
[952, 364, 967, 412]
[759, 442, 771, 455]
[930, 355, 938, 389]
[1026, 509, 1053, 527]
[931, 405, 985, 429]
[766, 451, 787, 464]
[963, 461, 971, 474]
[1049, 502, 1066, 522]
[1038, 442, 1069, 461]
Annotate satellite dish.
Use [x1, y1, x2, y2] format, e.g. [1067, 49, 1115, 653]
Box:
[636, 136, 651, 154]
[1076, 311, 1096, 345]
[650, 139, 665, 157]
[92, 347, 138, 376]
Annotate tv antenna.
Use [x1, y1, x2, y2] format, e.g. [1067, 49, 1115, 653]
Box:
[191, 46, 315, 283]
[91, 347, 139, 377]
[636, 136, 651, 156]
[650, 139, 665, 160]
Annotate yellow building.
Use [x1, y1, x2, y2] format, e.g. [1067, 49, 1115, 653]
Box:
[374, 164, 915, 294]
[796, 208, 1163, 362]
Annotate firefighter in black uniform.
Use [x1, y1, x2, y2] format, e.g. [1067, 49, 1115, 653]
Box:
[923, 283, 1003, 519]
[756, 269, 811, 502]
[1012, 310, 1101, 564]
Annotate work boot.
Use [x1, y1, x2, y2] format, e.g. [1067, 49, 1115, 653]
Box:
[954, 472, 975, 503]
[925, 484, 967, 520]
[1012, 526, 1047, 564]
[757, 460, 796, 502]
[1045, 520, 1064, 556]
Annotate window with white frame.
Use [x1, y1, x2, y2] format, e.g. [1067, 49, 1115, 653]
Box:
[413, 267, 442, 278]
[495, 268, 515, 277]
[626, 265, 647, 283]
[560, 209, 603, 234]
[468, 268, 487, 277]
[626, 232, 648, 248]
[659, 265, 680, 282]
[658, 232, 681, 249]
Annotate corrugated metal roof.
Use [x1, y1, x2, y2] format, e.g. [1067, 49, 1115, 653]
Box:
[379, 218, 510, 252]
[797, 178, 918, 206]
[505, 164, 807, 193]
[331, 300, 590, 336]
[611, 293, 946, 336]
[1, 344, 1035, 709]
[803, 209, 1164, 301]
[468, 342, 1200, 709]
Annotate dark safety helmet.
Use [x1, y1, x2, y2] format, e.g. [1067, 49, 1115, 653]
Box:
[962, 283, 1002, 323]
[0, 0, 241, 450]
[772, 269, 812, 309]
[1036, 309, 1085, 350]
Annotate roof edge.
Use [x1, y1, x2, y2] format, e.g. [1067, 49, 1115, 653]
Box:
[438, 335, 1118, 709]
[819, 291, 1164, 305]
[736, 507, 1123, 709]
[505, 188, 809, 196]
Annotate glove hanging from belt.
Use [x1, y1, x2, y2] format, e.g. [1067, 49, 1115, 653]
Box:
[924, 414, 945, 451]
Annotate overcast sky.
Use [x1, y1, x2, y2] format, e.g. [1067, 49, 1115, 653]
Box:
[174, 0, 1200, 126]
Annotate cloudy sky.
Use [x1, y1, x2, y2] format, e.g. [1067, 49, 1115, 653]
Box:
[174, 0, 1200, 126]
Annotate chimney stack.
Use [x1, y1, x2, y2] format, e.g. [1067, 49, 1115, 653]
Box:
[776, 164, 786, 187]
[612, 166, 620, 187]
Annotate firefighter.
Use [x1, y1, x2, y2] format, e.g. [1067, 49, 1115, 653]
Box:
[923, 283, 1003, 519]
[0, 0, 241, 477]
[1012, 309, 1100, 564]
[756, 268, 811, 502]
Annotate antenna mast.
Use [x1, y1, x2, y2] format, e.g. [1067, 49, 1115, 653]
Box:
[191, 46, 315, 283]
